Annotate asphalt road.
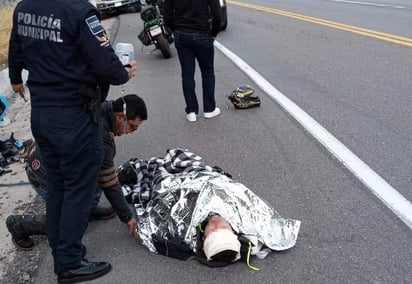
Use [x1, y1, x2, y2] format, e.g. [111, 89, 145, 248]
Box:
[34, 1, 411, 283]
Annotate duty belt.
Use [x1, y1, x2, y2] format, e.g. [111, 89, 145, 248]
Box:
[79, 85, 102, 123]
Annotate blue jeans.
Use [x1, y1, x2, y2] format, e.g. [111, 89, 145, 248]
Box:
[173, 30, 216, 114]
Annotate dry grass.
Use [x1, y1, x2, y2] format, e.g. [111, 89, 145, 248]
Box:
[0, 5, 14, 66]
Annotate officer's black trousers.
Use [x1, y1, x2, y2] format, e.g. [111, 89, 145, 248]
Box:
[31, 106, 103, 272]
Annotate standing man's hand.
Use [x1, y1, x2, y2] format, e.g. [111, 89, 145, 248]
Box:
[11, 83, 25, 99]
[125, 60, 137, 79]
[126, 217, 138, 235]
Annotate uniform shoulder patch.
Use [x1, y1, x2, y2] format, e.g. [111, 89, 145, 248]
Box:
[85, 15, 111, 47]
[86, 15, 104, 35]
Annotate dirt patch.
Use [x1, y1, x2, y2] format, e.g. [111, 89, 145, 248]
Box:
[0, 73, 35, 280]
[0, 5, 14, 67]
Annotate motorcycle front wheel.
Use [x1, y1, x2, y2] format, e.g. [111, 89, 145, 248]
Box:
[155, 34, 171, 59]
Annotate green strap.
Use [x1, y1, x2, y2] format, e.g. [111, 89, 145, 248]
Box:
[197, 223, 204, 233]
[246, 241, 260, 271]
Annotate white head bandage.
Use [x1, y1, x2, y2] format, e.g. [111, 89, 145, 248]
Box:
[203, 229, 241, 262]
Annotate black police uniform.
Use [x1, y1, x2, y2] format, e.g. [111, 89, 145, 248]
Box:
[8, 0, 130, 273]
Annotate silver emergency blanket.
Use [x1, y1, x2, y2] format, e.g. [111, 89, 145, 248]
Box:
[120, 149, 301, 255]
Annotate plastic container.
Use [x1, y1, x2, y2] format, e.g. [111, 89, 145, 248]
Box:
[115, 43, 134, 65]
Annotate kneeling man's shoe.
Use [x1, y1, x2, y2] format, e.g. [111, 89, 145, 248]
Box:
[57, 259, 111, 283]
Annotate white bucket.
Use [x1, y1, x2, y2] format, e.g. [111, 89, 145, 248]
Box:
[115, 43, 134, 65]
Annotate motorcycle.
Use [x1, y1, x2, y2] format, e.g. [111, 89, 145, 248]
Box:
[137, 0, 173, 59]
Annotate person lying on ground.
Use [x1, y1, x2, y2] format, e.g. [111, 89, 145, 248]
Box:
[6, 95, 147, 250]
[117, 148, 301, 269]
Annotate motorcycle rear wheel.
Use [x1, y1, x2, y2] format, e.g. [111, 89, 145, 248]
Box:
[155, 34, 171, 59]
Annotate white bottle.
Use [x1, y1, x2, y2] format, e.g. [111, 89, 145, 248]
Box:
[115, 43, 134, 65]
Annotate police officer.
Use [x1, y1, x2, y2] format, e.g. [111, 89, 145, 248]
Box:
[8, 0, 137, 282]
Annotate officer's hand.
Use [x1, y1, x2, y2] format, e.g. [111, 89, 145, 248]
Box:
[125, 60, 137, 79]
[11, 83, 25, 98]
[126, 217, 138, 235]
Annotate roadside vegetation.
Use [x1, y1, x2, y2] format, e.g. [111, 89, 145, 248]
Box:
[0, 3, 14, 66]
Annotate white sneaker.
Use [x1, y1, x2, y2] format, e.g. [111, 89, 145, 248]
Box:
[204, 107, 221, 119]
[186, 112, 197, 122]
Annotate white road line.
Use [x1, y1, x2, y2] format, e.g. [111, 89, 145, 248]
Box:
[330, 0, 405, 9]
[214, 40, 412, 229]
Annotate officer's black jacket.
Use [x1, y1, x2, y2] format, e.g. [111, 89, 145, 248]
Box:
[8, 0, 129, 107]
[163, 0, 222, 37]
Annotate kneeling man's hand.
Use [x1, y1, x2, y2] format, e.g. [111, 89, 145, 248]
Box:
[126, 218, 138, 235]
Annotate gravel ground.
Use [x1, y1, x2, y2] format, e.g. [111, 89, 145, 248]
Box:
[1, 198, 47, 284]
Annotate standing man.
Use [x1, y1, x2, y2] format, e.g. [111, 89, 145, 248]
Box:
[163, 0, 222, 122]
[8, 1, 137, 283]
